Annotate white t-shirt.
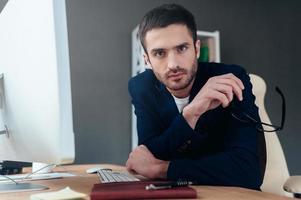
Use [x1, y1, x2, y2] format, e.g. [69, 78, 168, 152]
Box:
[172, 95, 190, 113]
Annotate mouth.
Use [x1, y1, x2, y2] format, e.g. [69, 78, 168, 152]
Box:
[167, 72, 185, 80]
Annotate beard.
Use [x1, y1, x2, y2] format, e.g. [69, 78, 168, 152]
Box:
[153, 59, 198, 91]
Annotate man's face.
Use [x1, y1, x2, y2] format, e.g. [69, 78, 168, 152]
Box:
[144, 24, 200, 93]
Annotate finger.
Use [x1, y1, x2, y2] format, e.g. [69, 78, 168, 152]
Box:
[208, 90, 230, 108]
[126, 164, 136, 174]
[140, 145, 150, 153]
[139, 145, 147, 150]
[127, 169, 137, 175]
[135, 146, 144, 154]
[216, 78, 243, 101]
[129, 169, 137, 175]
[210, 83, 233, 102]
[133, 146, 141, 153]
[223, 73, 244, 90]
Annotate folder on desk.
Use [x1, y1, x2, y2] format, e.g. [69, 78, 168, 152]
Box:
[90, 181, 197, 200]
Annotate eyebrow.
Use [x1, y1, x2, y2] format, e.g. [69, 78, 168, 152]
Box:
[150, 48, 165, 55]
[175, 42, 190, 48]
[149, 42, 190, 54]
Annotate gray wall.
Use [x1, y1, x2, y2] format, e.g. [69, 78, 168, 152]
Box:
[1, 0, 300, 174]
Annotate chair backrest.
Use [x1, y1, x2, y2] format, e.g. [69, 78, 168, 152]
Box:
[249, 74, 291, 196]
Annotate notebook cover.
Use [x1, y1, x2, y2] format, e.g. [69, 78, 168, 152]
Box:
[90, 181, 197, 200]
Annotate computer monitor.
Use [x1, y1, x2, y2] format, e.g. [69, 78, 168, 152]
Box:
[0, 0, 74, 192]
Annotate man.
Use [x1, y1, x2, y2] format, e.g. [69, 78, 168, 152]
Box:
[126, 4, 266, 190]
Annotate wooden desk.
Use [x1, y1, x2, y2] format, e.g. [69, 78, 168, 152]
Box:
[0, 164, 295, 200]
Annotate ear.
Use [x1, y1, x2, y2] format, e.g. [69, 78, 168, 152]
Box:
[195, 39, 201, 59]
[143, 53, 152, 69]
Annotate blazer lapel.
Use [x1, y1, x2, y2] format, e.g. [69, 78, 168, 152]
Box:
[154, 80, 179, 127]
[152, 62, 208, 127]
[189, 62, 208, 102]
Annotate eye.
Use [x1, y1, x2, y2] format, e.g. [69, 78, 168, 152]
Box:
[153, 50, 165, 58]
[177, 45, 188, 53]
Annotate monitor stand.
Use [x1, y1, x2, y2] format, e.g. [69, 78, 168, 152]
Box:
[0, 182, 48, 193]
[0, 162, 55, 193]
[32, 162, 55, 174]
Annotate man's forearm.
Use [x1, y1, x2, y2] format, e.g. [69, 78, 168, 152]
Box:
[154, 160, 170, 179]
[126, 145, 170, 179]
[182, 104, 203, 129]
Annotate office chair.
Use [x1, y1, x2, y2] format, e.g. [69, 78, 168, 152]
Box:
[249, 74, 301, 198]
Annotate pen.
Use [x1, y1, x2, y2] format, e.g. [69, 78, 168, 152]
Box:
[145, 181, 193, 190]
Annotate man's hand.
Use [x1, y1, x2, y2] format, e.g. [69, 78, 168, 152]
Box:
[126, 145, 169, 179]
[183, 73, 245, 129]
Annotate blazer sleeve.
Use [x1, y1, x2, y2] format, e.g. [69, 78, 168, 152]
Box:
[167, 66, 265, 190]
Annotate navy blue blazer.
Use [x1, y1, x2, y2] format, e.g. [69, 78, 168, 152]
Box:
[128, 62, 266, 190]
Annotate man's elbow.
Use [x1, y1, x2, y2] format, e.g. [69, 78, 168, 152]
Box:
[243, 174, 263, 190]
[239, 164, 264, 190]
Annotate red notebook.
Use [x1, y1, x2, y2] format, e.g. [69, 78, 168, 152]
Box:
[90, 181, 197, 200]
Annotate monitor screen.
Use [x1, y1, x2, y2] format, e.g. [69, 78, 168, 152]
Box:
[0, 0, 74, 165]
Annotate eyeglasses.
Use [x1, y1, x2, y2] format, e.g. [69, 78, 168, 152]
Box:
[229, 87, 285, 132]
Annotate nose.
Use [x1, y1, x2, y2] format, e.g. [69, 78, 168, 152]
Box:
[167, 52, 180, 71]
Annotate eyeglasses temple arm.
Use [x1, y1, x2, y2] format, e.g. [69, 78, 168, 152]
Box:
[275, 86, 286, 130]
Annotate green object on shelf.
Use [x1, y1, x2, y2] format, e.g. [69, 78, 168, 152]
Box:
[199, 46, 209, 62]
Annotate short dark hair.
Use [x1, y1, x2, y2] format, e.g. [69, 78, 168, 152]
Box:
[138, 4, 197, 53]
